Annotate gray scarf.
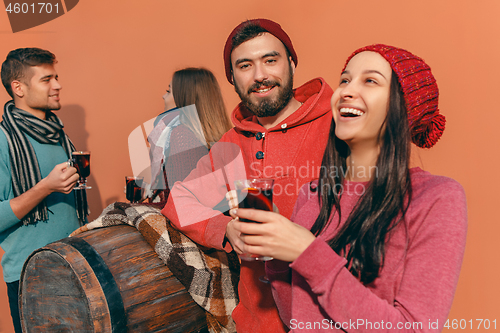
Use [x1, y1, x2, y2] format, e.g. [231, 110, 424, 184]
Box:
[0, 100, 87, 225]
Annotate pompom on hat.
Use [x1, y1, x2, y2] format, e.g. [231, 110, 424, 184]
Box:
[223, 18, 298, 84]
[344, 44, 445, 148]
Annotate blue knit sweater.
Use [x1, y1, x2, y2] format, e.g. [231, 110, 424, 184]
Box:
[0, 129, 80, 283]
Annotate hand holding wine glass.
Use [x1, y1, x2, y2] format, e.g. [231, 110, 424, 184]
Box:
[230, 208, 317, 263]
[43, 162, 80, 194]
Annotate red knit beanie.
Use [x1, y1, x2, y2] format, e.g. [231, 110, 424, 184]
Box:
[223, 19, 298, 84]
[344, 44, 445, 149]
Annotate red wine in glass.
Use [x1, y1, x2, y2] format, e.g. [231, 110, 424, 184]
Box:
[234, 178, 274, 261]
[237, 188, 273, 221]
[126, 177, 144, 203]
[71, 151, 91, 189]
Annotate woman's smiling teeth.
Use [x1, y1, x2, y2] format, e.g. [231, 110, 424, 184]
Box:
[340, 107, 364, 117]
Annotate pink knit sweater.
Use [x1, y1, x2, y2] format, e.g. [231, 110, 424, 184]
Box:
[266, 167, 467, 332]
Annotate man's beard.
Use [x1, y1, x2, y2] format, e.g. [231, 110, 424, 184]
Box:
[234, 67, 294, 118]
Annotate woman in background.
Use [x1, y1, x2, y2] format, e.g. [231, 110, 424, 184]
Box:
[154, 79, 178, 127]
[149, 67, 232, 205]
[230, 44, 467, 332]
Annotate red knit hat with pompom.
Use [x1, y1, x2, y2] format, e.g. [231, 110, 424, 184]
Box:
[344, 44, 445, 149]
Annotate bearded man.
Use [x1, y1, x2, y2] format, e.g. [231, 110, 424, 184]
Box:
[162, 19, 332, 332]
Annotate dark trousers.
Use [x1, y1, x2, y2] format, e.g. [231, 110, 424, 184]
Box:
[7, 281, 22, 333]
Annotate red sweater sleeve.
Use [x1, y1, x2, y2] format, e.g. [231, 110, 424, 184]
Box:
[162, 132, 248, 251]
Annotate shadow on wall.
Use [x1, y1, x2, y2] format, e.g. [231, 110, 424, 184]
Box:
[59, 104, 103, 221]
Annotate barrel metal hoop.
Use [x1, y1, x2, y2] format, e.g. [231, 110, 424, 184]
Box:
[61, 237, 127, 332]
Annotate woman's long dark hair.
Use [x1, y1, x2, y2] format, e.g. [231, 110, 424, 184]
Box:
[310, 71, 412, 284]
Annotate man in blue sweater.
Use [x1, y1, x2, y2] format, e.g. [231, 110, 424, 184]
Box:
[0, 48, 84, 332]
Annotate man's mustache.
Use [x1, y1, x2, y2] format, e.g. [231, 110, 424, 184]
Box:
[247, 80, 280, 94]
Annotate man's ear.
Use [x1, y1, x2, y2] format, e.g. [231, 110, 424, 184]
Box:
[289, 56, 296, 75]
[11, 80, 24, 98]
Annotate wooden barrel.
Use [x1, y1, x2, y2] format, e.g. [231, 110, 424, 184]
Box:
[19, 225, 208, 333]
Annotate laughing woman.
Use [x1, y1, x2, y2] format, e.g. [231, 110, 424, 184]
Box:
[230, 44, 467, 332]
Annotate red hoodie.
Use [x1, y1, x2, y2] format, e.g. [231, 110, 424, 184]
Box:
[163, 77, 333, 332]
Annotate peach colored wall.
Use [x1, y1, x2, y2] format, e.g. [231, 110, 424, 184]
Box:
[0, 0, 499, 331]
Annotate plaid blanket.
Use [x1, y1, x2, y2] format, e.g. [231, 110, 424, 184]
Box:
[70, 202, 239, 333]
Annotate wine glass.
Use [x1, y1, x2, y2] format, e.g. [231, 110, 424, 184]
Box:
[234, 178, 275, 284]
[70, 151, 91, 190]
[234, 178, 274, 261]
[126, 177, 144, 203]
